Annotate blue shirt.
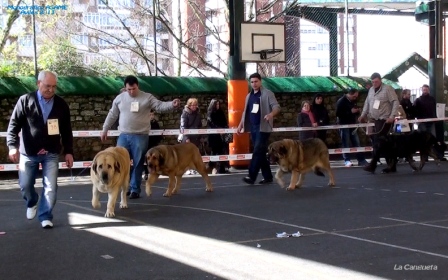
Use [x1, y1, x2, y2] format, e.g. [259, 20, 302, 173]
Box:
[37, 91, 54, 123]
[247, 90, 261, 126]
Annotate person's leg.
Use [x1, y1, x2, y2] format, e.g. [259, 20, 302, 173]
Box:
[258, 132, 273, 181]
[247, 125, 260, 181]
[128, 135, 149, 196]
[350, 132, 366, 163]
[38, 153, 59, 223]
[339, 128, 351, 162]
[117, 134, 133, 192]
[18, 154, 40, 210]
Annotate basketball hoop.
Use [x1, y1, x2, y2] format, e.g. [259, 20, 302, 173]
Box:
[253, 49, 284, 60]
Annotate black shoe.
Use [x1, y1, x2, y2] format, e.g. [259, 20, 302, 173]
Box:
[259, 179, 273, 184]
[143, 174, 148, 180]
[363, 164, 376, 173]
[129, 192, 140, 199]
[381, 168, 396, 174]
[441, 158, 447, 161]
[242, 176, 255, 185]
[126, 191, 131, 196]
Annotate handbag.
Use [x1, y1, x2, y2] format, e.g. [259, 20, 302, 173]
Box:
[222, 133, 233, 144]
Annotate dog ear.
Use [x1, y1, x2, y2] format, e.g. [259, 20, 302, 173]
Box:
[92, 161, 98, 174]
[159, 153, 165, 166]
[114, 160, 121, 173]
[279, 145, 288, 156]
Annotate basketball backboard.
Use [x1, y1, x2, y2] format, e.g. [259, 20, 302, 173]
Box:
[240, 22, 286, 63]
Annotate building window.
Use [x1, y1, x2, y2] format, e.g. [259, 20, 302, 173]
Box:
[318, 59, 329, 68]
[206, 43, 212, 52]
[98, 0, 135, 8]
[161, 39, 169, 50]
[71, 34, 89, 45]
[18, 35, 33, 47]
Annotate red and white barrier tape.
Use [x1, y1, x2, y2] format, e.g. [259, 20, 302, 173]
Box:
[1, 117, 447, 138]
[0, 147, 375, 171]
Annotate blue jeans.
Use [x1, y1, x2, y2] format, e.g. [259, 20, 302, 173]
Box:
[248, 124, 272, 181]
[117, 133, 148, 194]
[339, 128, 366, 162]
[19, 153, 59, 222]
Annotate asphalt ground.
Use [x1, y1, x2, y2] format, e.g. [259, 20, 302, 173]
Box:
[1, 159, 448, 280]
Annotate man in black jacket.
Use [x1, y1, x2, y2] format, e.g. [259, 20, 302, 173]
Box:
[336, 88, 369, 167]
[7, 70, 74, 229]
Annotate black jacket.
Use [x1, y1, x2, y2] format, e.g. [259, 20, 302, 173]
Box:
[336, 95, 359, 125]
[414, 94, 436, 119]
[7, 91, 73, 156]
[400, 99, 415, 120]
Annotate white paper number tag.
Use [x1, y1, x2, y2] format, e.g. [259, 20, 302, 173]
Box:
[373, 100, 380, 110]
[131, 102, 139, 112]
[47, 119, 59, 135]
[251, 104, 259, 113]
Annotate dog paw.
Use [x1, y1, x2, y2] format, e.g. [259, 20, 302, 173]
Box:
[104, 211, 115, 218]
[163, 192, 172, 197]
[92, 202, 101, 209]
[119, 203, 128, 209]
[328, 182, 336, 187]
[205, 187, 213, 192]
[286, 185, 296, 191]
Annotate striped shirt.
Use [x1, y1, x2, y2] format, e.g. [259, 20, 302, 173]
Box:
[361, 83, 399, 120]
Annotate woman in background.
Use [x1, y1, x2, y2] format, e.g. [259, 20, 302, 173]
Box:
[207, 99, 229, 174]
[297, 100, 317, 141]
[180, 98, 203, 175]
[311, 93, 330, 144]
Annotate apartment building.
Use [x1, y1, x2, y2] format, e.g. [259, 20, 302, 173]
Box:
[1, 0, 358, 77]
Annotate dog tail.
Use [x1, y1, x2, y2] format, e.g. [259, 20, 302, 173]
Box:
[314, 167, 325, 177]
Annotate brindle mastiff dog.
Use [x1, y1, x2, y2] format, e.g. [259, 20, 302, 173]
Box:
[268, 138, 336, 190]
[145, 143, 213, 197]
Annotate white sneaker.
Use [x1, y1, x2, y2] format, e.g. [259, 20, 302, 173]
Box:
[41, 220, 53, 229]
[212, 168, 218, 175]
[344, 161, 352, 167]
[26, 205, 37, 220]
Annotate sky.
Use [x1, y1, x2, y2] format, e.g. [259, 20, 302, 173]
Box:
[355, 15, 430, 90]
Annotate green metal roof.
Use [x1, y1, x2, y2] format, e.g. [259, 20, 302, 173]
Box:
[0, 76, 401, 97]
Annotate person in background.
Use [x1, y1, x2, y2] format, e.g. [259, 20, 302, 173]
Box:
[311, 93, 330, 144]
[297, 100, 317, 141]
[180, 98, 203, 175]
[143, 109, 163, 180]
[400, 89, 415, 121]
[207, 99, 229, 174]
[413, 84, 436, 136]
[335, 88, 369, 167]
[237, 72, 280, 185]
[6, 70, 74, 229]
[101, 75, 180, 199]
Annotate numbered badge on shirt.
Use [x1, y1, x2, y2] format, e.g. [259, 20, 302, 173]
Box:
[251, 104, 259, 113]
[373, 100, 380, 110]
[131, 102, 139, 112]
[47, 119, 60, 135]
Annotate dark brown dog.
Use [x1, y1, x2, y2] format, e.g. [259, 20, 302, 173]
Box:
[268, 138, 335, 190]
[145, 143, 213, 197]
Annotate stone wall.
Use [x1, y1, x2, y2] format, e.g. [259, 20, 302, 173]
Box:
[0, 92, 369, 164]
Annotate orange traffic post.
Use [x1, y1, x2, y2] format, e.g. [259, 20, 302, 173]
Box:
[228, 79, 250, 168]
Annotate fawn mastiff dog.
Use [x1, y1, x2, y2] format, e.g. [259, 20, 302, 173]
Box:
[90, 146, 131, 217]
[145, 143, 213, 197]
[268, 138, 336, 190]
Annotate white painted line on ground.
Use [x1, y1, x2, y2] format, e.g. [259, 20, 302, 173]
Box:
[381, 217, 448, 230]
